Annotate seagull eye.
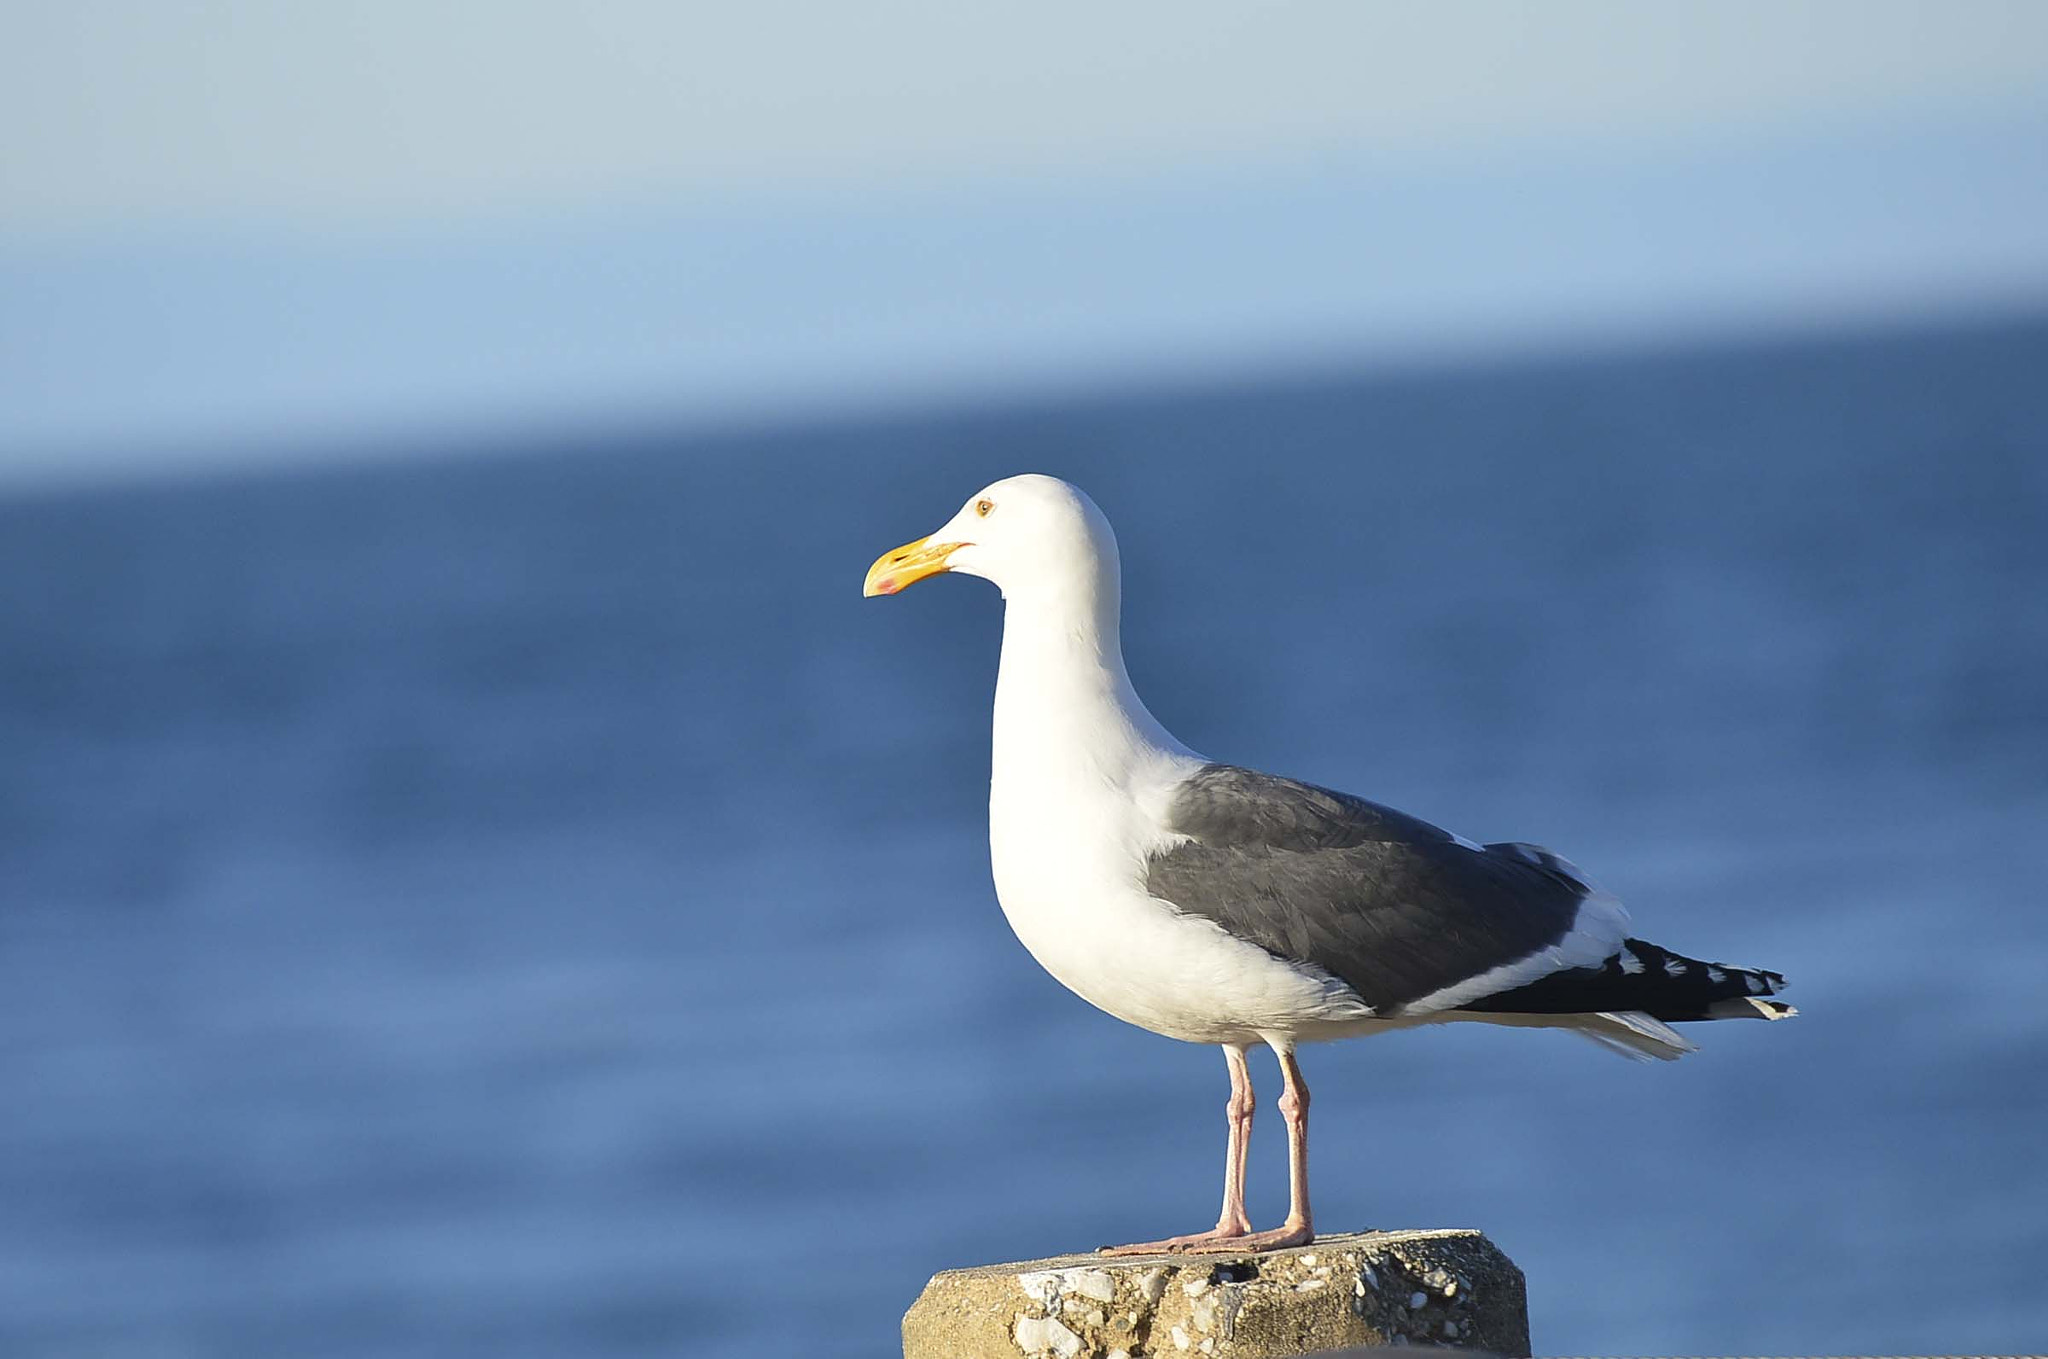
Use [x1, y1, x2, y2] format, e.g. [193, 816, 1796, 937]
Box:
[975, 499, 994, 517]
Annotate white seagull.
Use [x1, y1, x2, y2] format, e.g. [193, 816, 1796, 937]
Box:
[864, 474, 1794, 1255]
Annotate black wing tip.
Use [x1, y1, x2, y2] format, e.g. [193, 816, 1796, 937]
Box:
[1460, 937, 1794, 1022]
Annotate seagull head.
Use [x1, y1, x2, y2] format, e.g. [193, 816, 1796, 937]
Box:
[863, 474, 1119, 603]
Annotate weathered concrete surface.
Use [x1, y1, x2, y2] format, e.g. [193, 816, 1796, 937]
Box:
[902, 1229, 1527, 1359]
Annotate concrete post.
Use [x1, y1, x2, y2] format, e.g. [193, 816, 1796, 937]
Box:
[903, 1229, 1529, 1359]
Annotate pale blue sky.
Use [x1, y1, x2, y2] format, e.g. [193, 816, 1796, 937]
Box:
[3, 2, 2046, 485]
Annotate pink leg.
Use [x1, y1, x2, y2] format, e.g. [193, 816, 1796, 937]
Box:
[1225, 1045, 1314, 1251]
[1216, 1045, 1255, 1235]
[1100, 1044, 1255, 1255]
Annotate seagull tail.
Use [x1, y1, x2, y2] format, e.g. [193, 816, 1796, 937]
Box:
[1446, 1008, 1700, 1060]
[1576, 1011, 1698, 1062]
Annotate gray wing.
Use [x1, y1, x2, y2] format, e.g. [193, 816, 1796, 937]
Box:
[1146, 764, 1600, 1014]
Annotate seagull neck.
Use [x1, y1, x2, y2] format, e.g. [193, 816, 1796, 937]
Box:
[991, 585, 1185, 780]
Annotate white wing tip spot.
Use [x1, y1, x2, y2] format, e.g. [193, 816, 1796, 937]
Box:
[1662, 957, 1687, 977]
[1617, 947, 1645, 975]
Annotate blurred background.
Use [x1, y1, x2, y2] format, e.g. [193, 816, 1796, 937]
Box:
[3, 4, 2046, 1356]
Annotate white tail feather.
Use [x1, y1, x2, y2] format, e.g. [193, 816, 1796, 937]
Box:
[1579, 1010, 1698, 1061]
[1447, 1008, 1697, 1061]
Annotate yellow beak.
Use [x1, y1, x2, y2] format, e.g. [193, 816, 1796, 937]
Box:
[863, 534, 964, 597]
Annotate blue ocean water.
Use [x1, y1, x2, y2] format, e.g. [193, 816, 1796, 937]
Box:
[2, 318, 2045, 1357]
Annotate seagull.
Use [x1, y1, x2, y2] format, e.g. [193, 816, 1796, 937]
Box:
[863, 474, 1794, 1255]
